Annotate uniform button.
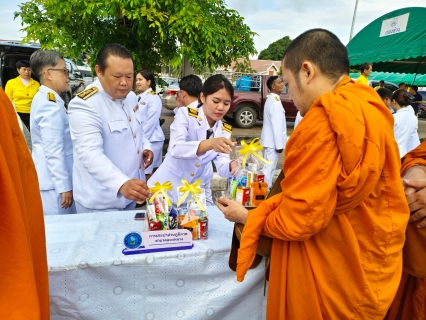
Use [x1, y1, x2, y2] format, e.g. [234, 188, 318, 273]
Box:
[190, 172, 195, 177]
[139, 164, 142, 169]
[121, 102, 124, 106]
[128, 117, 131, 122]
[198, 117, 202, 121]
[195, 163, 200, 167]
[137, 149, 140, 154]
[133, 134, 136, 139]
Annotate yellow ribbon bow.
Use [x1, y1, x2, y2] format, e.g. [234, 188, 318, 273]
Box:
[149, 181, 173, 206]
[238, 138, 272, 168]
[176, 179, 206, 212]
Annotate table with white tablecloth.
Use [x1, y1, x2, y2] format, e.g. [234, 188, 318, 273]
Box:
[45, 206, 267, 320]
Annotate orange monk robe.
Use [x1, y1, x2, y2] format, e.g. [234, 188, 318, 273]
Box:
[386, 140, 426, 320]
[0, 88, 50, 319]
[237, 76, 409, 319]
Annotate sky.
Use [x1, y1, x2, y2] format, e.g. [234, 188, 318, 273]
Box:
[1, 0, 425, 57]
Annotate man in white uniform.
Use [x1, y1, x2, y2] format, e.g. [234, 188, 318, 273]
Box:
[68, 43, 153, 212]
[178, 74, 214, 202]
[260, 76, 287, 189]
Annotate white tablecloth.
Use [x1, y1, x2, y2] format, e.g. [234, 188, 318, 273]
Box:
[45, 206, 267, 319]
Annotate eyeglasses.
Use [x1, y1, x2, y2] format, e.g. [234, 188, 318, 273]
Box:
[47, 68, 70, 75]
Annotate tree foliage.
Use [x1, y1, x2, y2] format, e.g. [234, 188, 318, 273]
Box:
[15, 0, 257, 72]
[233, 59, 255, 73]
[258, 36, 292, 61]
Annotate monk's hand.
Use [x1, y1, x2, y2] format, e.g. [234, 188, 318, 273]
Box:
[61, 191, 73, 209]
[119, 179, 149, 203]
[229, 160, 240, 175]
[211, 137, 237, 154]
[402, 165, 426, 196]
[142, 149, 154, 169]
[403, 179, 426, 228]
[216, 197, 248, 224]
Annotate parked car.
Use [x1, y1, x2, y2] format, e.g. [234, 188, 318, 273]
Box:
[161, 84, 180, 110]
[61, 58, 86, 106]
[370, 80, 398, 91]
[0, 41, 40, 89]
[202, 72, 297, 128]
[417, 90, 426, 118]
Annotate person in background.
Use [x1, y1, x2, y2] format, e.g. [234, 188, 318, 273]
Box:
[385, 142, 426, 320]
[135, 70, 165, 180]
[377, 87, 394, 113]
[4, 60, 40, 130]
[374, 80, 385, 91]
[398, 82, 407, 91]
[390, 89, 420, 158]
[0, 88, 49, 319]
[355, 62, 372, 85]
[409, 85, 423, 116]
[30, 50, 76, 215]
[148, 74, 239, 205]
[69, 43, 152, 213]
[217, 28, 408, 319]
[260, 76, 287, 190]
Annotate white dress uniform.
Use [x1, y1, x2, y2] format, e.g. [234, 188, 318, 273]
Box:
[68, 79, 152, 212]
[393, 107, 420, 158]
[293, 111, 303, 129]
[30, 85, 76, 215]
[260, 92, 287, 189]
[148, 105, 232, 205]
[137, 88, 165, 174]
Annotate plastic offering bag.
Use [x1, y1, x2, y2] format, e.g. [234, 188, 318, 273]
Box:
[147, 181, 173, 230]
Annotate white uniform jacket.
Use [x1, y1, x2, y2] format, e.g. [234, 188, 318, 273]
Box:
[30, 85, 73, 193]
[260, 93, 287, 149]
[393, 107, 420, 158]
[148, 106, 231, 202]
[68, 80, 152, 210]
[137, 88, 165, 142]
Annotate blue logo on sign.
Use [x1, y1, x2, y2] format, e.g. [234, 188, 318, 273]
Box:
[124, 232, 142, 249]
[390, 18, 398, 27]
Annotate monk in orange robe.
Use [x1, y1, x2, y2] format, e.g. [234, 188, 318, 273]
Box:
[0, 88, 50, 319]
[217, 29, 409, 319]
[385, 141, 426, 320]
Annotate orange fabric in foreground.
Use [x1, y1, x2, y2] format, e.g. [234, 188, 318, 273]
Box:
[0, 89, 50, 319]
[237, 77, 409, 319]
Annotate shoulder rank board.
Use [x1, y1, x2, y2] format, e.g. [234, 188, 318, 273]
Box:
[47, 92, 56, 102]
[77, 87, 98, 100]
[150, 91, 156, 95]
[274, 96, 279, 101]
[188, 107, 198, 118]
[222, 122, 232, 134]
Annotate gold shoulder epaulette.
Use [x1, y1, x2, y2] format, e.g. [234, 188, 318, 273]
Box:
[222, 122, 232, 134]
[47, 92, 56, 102]
[188, 107, 198, 118]
[150, 91, 156, 95]
[77, 87, 98, 100]
[274, 96, 279, 101]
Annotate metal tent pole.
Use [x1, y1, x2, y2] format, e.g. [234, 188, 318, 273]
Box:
[349, 0, 359, 42]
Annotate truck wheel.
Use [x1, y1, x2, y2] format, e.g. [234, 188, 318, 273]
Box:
[235, 105, 257, 128]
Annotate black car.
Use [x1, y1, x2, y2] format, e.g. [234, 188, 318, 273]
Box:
[61, 58, 85, 106]
[0, 41, 40, 89]
[417, 90, 426, 118]
[370, 80, 399, 92]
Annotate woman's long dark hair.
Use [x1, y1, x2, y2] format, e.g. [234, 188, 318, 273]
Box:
[198, 74, 234, 108]
[137, 70, 156, 92]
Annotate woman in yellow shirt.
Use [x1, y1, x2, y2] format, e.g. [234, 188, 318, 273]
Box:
[5, 60, 40, 130]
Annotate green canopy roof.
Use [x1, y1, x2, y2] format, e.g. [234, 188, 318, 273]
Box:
[349, 71, 426, 86]
[347, 7, 426, 74]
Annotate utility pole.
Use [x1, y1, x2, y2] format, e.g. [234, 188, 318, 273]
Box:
[349, 0, 359, 42]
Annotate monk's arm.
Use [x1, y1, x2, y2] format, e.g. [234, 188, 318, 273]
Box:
[262, 134, 340, 241]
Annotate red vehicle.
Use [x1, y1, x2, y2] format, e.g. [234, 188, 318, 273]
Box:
[205, 72, 298, 128]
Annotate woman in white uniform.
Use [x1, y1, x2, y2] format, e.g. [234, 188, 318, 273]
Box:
[148, 74, 240, 205]
[391, 89, 420, 158]
[135, 70, 165, 179]
[29, 50, 76, 215]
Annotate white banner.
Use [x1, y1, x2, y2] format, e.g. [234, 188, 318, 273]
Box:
[380, 13, 410, 37]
